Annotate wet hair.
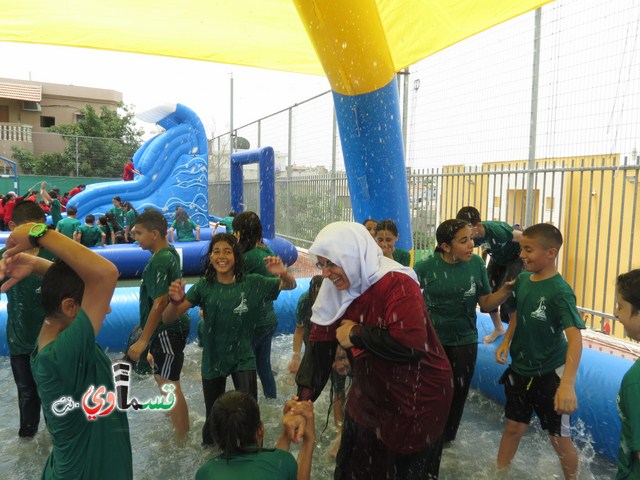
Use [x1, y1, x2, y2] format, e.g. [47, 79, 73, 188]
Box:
[133, 208, 167, 237]
[309, 275, 324, 302]
[232, 211, 263, 253]
[362, 218, 377, 226]
[434, 219, 471, 253]
[12, 200, 46, 225]
[85, 214, 95, 224]
[98, 215, 110, 228]
[174, 208, 191, 226]
[617, 270, 640, 315]
[209, 391, 263, 458]
[105, 211, 121, 231]
[66, 205, 78, 216]
[456, 206, 482, 226]
[41, 260, 84, 317]
[522, 223, 563, 249]
[375, 219, 399, 236]
[203, 233, 244, 283]
[112, 196, 122, 203]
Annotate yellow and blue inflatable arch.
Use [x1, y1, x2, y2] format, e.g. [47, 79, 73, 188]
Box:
[293, 0, 412, 247]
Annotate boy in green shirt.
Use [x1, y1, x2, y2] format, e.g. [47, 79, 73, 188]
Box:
[39, 182, 62, 227]
[55, 205, 81, 239]
[75, 214, 105, 247]
[495, 223, 584, 480]
[613, 270, 640, 479]
[0, 221, 132, 479]
[2, 201, 55, 438]
[127, 208, 190, 437]
[457, 206, 524, 343]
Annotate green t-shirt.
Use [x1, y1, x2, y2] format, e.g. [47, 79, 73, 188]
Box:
[2, 247, 56, 355]
[31, 309, 133, 480]
[100, 225, 113, 245]
[109, 206, 125, 229]
[506, 272, 585, 377]
[186, 274, 281, 379]
[77, 224, 104, 247]
[220, 216, 234, 234]
[393, 248, 411, 267]
[195, 448, 297, 480]
[50, 199, 62, 226]
[171, 219, 198, 242]
[242, 246, 279, 334]
[56, 217, 81, 239]
[295, 290, 312, 348]
[139, 246, 190, 336]
[617, 358, 640, 479]
[125, 210, 137, 229]
[414, 253, 491, 346]
[477, 221, 520, 266]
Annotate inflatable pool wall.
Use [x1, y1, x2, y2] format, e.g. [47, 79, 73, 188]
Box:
[67, 103, 209, 227]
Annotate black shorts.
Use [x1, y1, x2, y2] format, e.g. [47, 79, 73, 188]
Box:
[150, 329, 186, 382]
[487, 257, 523, 292]
[500, 367, 571, 437]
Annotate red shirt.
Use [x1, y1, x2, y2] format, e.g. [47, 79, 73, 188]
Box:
[69, 187, 82, 198]
[310, 272, 453, 453]
[3, 200, 15, 223]
[122, 162, 136, 181]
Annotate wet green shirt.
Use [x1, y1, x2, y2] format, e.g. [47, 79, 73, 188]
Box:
[2, 247, 56, 355]
[506, 273, 585, 377]
[56, 217, 81, 239]
[392, 248, 411, 267]
[242, 246, 279, 335]
[617, 358, 640, 479]
[171, 219, 198, 242]
[140, 246, 189, 336]
[49, 199, 62, 227]
[195, 448, 297, 480]
[100, 225, 113, 245]
[125, 210, 137, 229]
[109, 206, 125, 229]
[186, 274, 280, 379]
[77, 224, 104, 247]
[476, 221, 520, 266]
[414, 253, 491, 346]
[32, 309, 133, 480]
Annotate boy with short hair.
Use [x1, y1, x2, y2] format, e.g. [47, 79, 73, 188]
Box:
[0, 221, 132, 479]
[2, 201, 55, 437]
[55, 205, 81, 239]
[127, 208, 190, 436]
[75, 214, 105, 247]
[457, 206, 523, 343]
[495, 223, 584, 480]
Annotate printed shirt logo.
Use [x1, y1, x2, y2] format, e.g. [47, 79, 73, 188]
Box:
[464, 276, 476, 297]
[531, 297, 547, 321]
[233, 292, 249, 315]
[51, 362, 175, 420]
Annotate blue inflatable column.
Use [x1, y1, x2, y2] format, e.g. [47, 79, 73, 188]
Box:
[333, 78, 412, 249]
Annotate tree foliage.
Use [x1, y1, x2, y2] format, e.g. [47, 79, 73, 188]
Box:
[13, 103, 143, 177]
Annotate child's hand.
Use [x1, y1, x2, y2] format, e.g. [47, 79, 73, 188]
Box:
[495, 341, 510, 364]
[554, 382, 578, 414]
[168, 279, 186, 303]
[264, 256, 287, 276]
[3, 223, 38, 258]
[0, 253, 38, 291]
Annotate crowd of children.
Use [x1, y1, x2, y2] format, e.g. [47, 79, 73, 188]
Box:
[0, 197, 638, 479]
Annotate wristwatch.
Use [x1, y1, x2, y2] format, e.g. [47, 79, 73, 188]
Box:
[28, 223, 49, 248]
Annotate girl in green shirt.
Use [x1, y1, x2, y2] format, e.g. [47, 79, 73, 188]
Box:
[169, 208, 200, 242]
[375, 219, 411, 267]
[163, 233, 296, 445]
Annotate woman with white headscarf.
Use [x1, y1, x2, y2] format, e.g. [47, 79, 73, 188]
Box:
[295, 222, 453, 480]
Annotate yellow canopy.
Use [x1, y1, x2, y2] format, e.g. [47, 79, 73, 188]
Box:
[0, 0, 550, 80]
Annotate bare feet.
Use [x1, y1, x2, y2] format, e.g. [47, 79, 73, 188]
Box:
[484, 328, 506, 343]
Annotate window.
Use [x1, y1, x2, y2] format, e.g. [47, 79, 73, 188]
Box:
[40, 116, 55, 128]
[75, 113, 85, 123]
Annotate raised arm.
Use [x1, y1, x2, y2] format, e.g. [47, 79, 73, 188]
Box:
[265, 256, 296, 290]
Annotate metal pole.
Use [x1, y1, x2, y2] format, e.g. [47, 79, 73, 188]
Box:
[330, 108, 337, 222]
[525, 8, 541, 227]
[75, 135, 79, 177]
[402, 67, 409, 159]
[286, 107, 293, 236]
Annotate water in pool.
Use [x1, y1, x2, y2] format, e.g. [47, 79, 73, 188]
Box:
[0, 334, 618, 479]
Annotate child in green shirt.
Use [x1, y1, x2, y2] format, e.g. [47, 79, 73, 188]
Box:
[0, 222, 132, 479]
[75, 214, 105, 247]
[374, 219, 411, 267]
[495, 223, 584, 479]
[613, 270, 640, 479]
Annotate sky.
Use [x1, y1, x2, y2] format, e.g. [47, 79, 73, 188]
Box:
[0, 41, 331, 138]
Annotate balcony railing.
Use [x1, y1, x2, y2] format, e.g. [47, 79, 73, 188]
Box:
[0, 123, 32, 143]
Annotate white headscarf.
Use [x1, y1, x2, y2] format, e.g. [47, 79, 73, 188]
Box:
[309, 221, 419, 326]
